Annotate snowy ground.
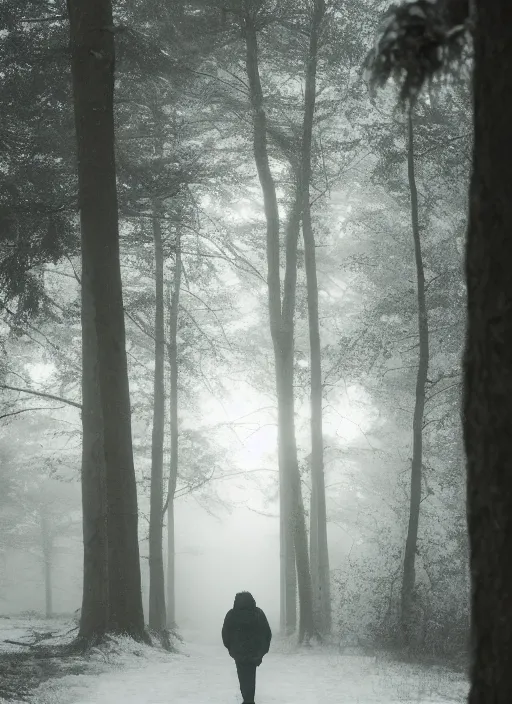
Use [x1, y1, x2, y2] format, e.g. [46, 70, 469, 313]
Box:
[0, 615, 77, 653]
[0, 619, 468, 704]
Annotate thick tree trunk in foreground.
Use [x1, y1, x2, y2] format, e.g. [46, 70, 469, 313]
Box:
[167, 237, 181, 629]
[400, 110, 429, 646]
[149, 200, 167, 634]
[78, 259, 108, 643]
[68, 0, 145, 640]
[302, 0, 331, 637]
[465, 4, 512, 700]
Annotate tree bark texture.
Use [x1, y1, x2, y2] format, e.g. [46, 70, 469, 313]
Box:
[78, 254, 108, 643]
[465, 3, 512, 701]
[68, 0, 145, 640]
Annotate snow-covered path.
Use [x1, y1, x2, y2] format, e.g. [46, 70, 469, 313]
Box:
[33, 633, 467, 704]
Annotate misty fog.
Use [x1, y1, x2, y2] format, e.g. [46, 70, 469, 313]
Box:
[4, 0, 508, 702]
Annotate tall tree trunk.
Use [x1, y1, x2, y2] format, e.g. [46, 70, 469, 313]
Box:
[78, 257, 108, 643]
[401, 110, 429, 646]
[68, 0, 146, 640]
[301, 0, 331, 637]
[166, 499, 176, 628]
[279, 202, 302, 636]
[148, 199, 167, 634]
[292, 457, 316, 644]
[243, 13, 316, 639]
[275, 316, 299, 637]
[282, 200, 316, 644]
[167, 234, 181, 630]
[243, 14, 296, 635]
[41, 509, 53, 619]
[455, 434, 469, 610]
[465, 3, 512, 700]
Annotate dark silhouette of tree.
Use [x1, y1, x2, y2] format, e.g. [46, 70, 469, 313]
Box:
[464, 3, 512, 700]
[400, 110, 430, 645]
[68, 0, 146, 642]
[301, 0, 332, 638]
[367, 0, 512, 697]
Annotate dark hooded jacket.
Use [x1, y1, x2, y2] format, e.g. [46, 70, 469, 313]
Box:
[222, 592, 272, 665]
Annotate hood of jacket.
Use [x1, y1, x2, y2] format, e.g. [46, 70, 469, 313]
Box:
[233, 591, 256, 610]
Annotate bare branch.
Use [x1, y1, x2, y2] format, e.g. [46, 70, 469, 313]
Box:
[182, 288, 233, 351]
[0, 385, 81, 410]
[125, 309, 156, 342]
[0, 406, 64, 422]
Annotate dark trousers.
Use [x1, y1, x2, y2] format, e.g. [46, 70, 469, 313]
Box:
[235, 661, 257, 703]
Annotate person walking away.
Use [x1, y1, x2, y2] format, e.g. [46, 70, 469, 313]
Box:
[222, 591, 272, 704]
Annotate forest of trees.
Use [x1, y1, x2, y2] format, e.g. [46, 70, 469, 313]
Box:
[2, 0, 511, 698]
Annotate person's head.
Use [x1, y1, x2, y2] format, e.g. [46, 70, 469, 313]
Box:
[233, 591, 256, 610]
